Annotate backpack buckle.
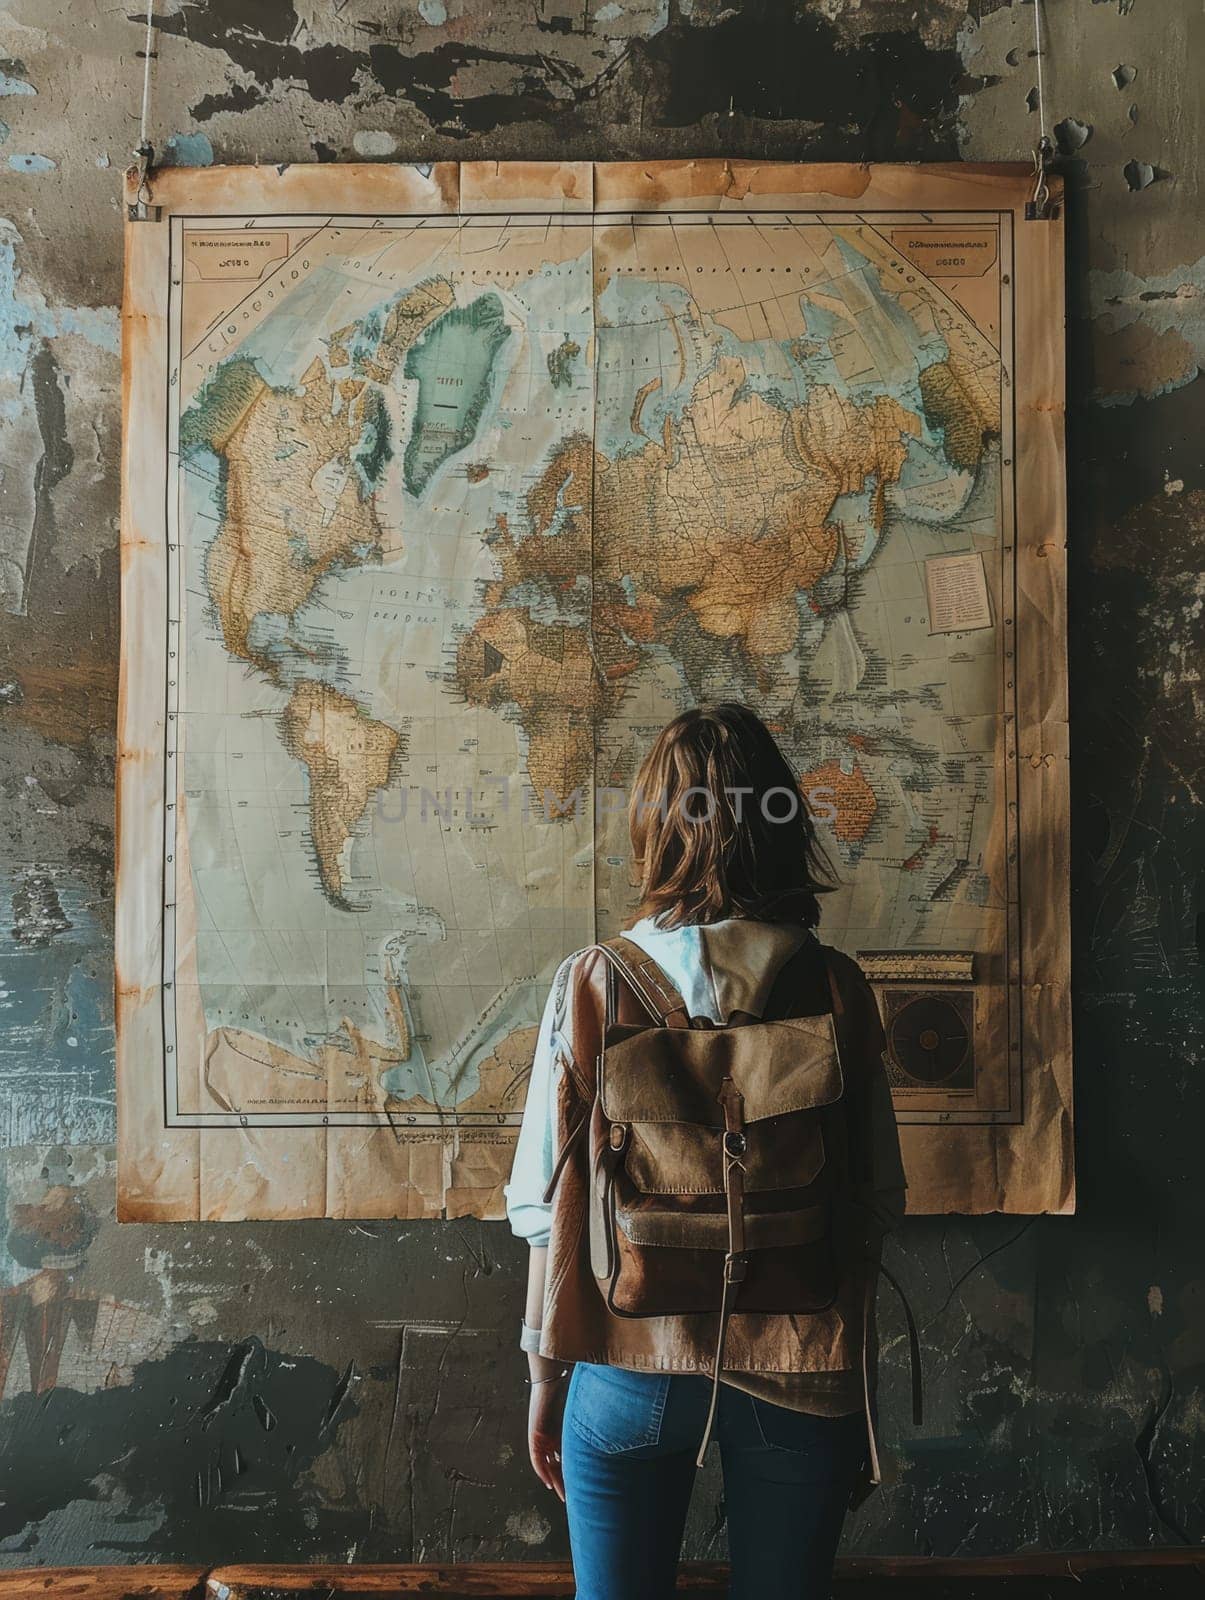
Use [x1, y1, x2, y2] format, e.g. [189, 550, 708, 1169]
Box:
[723, 1131, 746, 1159]
[724, 1252, 748, 1284]
[609, 1122, 629, 1153]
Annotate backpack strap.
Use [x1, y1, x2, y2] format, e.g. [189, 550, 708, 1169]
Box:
[596, 936, 691, 1030]
[878, 1261, 924, 1427]
[857, 1255, 924, 1492]
[696, 1075, 749, 1467]
[540, 939, 686, 1207]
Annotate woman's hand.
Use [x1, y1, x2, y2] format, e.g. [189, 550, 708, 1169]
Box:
[527, 1365, 570, 1502]
[522, 1249, 567, 1499]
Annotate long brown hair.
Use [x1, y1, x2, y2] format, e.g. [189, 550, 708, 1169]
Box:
[627, 703, 834, 930]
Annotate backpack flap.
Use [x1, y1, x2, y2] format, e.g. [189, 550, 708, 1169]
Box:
[601, 1013, 841, 1124]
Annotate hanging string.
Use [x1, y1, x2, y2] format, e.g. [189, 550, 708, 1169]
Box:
[137, 9, 155, 157]
[1028, 0, 1054, 219]
[1032, 0, 1049, 154]
[132, 9, 156, 216]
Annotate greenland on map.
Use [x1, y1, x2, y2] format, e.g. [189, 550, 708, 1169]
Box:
[117, 162, 1070, 1221]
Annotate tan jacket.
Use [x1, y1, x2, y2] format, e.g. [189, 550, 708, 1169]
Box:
[537, 930, 906, 1442]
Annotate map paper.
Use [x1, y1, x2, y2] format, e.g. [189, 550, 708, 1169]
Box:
[118, 162, 1071, 1220]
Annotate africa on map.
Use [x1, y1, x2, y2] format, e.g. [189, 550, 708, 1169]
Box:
[118, 163, 1071, 1219]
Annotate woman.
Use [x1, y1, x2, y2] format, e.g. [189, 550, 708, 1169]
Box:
[505, 703, 906, 1600]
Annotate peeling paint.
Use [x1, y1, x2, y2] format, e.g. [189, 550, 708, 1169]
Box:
[163, 130, 215, 166]
[1123, 157, 1157, 190]
[6, 151, 54, 171]
[0, 221, 119, 614]
[0, 225, 120, 379]
[1089, 254, 1205, 403]
[1054, 115, 1093, 153]
[505, 1509, 552, 1545]
[351, 129, 399, 157]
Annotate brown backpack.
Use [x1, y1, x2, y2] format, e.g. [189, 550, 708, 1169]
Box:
[547, 933, 880, 1461]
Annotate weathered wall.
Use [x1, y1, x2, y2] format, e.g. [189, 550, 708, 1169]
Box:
[0, 0, 1201, 1565]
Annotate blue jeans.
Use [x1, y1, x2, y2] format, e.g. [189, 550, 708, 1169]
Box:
[562, 1363, 867, 1600]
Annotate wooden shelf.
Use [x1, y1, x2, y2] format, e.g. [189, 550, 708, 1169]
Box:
[0, 1554, 1201, 1600]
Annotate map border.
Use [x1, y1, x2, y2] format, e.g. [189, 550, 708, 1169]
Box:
[160, 206, 1021, 1131]
[117, 162, 1069, 1221]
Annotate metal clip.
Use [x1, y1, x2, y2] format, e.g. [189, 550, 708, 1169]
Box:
[1025, 137, 1057, 221]
[128, 142, 160, 223]
[723, 1252, 749, 1284]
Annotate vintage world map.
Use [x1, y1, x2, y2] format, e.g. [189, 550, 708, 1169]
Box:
[118, 164, 1072, 1219]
